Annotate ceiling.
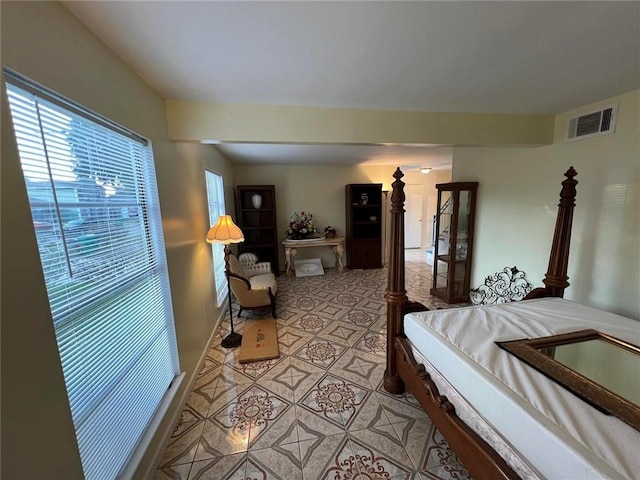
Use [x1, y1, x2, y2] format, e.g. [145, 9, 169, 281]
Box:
[63, 1, 639, 170]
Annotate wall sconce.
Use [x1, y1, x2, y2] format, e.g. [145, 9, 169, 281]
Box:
[420, 167, 432, 174]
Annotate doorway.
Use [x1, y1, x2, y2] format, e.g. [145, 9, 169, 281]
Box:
[404, 184, 423, 249]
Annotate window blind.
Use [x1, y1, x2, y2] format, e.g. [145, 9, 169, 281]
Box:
[205, 170, 228, 306]
[5, 71, 179, 480]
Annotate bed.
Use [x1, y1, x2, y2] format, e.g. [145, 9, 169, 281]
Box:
[383, 167, 640, 479]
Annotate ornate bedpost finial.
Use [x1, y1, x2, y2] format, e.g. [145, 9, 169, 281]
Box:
[565, 166, 577, 179]
[391, 167, 406, 209]
[559, 166, 578, 207]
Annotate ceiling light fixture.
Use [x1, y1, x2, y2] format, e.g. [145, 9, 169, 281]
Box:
[420, 168, 432, 174]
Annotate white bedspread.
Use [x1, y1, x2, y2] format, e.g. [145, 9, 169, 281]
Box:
[404, 298, 640, 480]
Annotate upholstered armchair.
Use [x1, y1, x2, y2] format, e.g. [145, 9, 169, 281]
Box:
[239, 253, 272, 277]
[227, 253, 278, 318]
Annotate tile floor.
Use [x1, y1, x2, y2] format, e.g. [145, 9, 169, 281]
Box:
[154, 249, 471, 480]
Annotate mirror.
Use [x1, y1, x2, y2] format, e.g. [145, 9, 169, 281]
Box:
[497, 329, 640, 430]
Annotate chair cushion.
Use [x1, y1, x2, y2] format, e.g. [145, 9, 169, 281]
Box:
[249, 273, 278, 296]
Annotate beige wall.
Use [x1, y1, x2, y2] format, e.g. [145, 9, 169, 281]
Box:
[163, 143, 236, 381]
[234, 164, 401, 269]
[453, 89, 639, 319]
[0, 2, 233, 478]
[166, 99, 555, 146]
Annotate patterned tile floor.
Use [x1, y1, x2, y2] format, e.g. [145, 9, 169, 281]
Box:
[154, 249, 471, 480]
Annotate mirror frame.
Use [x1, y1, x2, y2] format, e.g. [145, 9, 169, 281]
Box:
[497, 329, 640, 431]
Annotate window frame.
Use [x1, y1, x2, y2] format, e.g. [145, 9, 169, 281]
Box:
[4, 68, 180, 480]
[205, 169, 228, 307]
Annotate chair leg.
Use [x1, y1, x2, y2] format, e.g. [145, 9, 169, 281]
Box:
[238, 307, 243, 318]
[271, 303, 276, 319]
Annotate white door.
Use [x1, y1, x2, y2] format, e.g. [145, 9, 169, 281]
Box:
[405, 185, 423, 248]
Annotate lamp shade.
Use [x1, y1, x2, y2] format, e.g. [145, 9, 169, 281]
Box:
[206, 215, 245, 244]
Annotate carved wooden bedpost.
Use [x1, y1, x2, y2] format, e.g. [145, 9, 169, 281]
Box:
[384, 168, 407, 394]
[525, 166, 578, 300]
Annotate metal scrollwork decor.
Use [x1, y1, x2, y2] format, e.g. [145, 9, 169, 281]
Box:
[470, 266, 533, 306]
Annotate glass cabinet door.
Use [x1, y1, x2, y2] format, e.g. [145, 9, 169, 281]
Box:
[433, 190, 452, 296]
[456, 190, 471, 260]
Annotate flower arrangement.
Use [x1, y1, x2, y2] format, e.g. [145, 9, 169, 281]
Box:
[324, 226, 337, 238]
[286, 211, 319, 239]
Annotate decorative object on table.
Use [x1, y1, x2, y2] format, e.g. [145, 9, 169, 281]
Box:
[286, 211, 320, 240]
[206, 214, 245, 348]
[294, 258, 325, 277]
[324, 226, 337, 238]
[251, 193, 263, 209]
[470, 266, 533, 306]
[360, 192, 369, 205]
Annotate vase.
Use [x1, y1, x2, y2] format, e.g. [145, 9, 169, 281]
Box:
[251, 193, 262, 209]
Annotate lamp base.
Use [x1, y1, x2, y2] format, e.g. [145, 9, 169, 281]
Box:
[221, 332, 242, 348]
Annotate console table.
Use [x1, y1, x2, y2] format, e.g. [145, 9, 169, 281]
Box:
[282, 237, 345, 276]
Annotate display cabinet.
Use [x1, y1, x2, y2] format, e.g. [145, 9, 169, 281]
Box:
[345, 183, 383, 269]
[235, 185, 279, 275]
[431, 182, 478, 303]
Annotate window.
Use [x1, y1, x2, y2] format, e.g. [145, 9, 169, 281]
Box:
[4, 69, 179, 480]
[205, 170, 227, 306]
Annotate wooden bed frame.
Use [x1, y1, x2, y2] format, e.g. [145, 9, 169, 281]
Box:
[383, 167, 578, 480]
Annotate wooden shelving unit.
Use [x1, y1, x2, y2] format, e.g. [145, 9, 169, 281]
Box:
[345, 183, 383, 269]
[235, 185, 280, 275]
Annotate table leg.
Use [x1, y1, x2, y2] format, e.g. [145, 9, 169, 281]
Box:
[284, 247, 292, 276]
[333, 244, 344, 272]
[285, 247, 298, 276]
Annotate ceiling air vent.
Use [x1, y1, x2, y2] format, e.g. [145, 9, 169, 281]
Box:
[566, 104, 617, 142]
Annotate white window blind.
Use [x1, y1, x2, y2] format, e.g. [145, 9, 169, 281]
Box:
[5, 70, 179, 480]
[205, 170, 228, 306]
